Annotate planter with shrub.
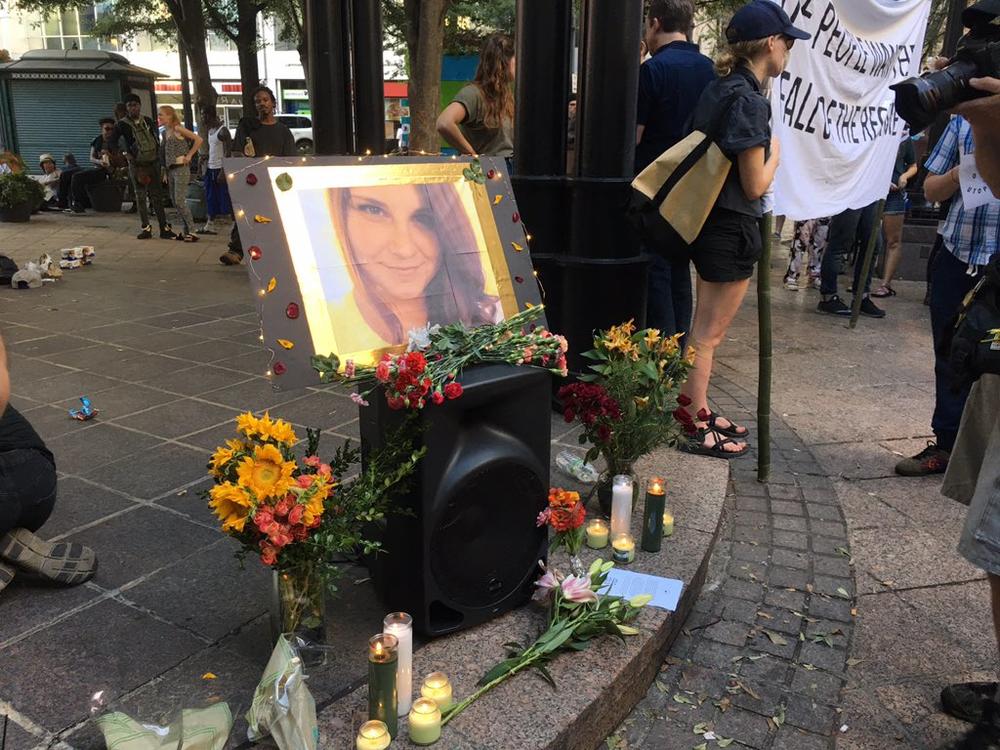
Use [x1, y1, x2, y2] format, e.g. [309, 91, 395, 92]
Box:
[0, 172, 44, 222]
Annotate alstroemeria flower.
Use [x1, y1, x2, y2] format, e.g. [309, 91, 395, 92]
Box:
[535, 508, 551, 527]
[560, 575, 598, 603]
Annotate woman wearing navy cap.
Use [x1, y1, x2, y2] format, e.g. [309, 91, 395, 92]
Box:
[674, 0, 809, 458]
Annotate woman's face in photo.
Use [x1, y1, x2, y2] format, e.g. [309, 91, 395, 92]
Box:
[344, 185, 441, 302]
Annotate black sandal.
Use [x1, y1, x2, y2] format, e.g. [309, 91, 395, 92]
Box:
[681, 427, 749, 459]
[708, 411, 749, 439]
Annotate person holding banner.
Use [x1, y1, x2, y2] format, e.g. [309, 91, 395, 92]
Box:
[673, 0, 808, 458]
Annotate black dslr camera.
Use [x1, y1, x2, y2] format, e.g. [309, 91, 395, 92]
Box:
[891, 0, 1000, 133]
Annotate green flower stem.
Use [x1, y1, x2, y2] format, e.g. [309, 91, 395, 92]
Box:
[441, 650, 544, 727]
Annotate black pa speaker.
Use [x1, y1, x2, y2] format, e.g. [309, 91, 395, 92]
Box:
[360, 364, 551, 637]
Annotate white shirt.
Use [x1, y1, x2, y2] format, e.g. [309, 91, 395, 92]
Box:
[207, 127, 227, 169]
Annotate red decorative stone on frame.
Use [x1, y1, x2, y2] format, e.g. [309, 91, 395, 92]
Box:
[529, 323, 537, 332]
[512, 212, 520, 223]
[248, 246, 262, 261]
[487, 169, 497, 179]
[514, 275, 524, 284]
[285, 302, 300, 319]
[246, 173, 258, 186]
[272, 361, 287, 375]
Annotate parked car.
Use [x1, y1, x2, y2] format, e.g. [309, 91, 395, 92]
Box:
[275, 114, 313, 154]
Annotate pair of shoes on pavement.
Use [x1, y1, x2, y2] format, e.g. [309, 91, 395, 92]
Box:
[0, 528, 97, 594]
[816, 294, 885, 318]
[137, 224, 179, 240]
[196, 222, 217, 235]
[895, 441, 950, 476]
[941, 682, 1000, 749]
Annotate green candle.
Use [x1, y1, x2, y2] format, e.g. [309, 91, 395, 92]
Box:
[368, 633, 398, 737]
[641, 477, 666, 552]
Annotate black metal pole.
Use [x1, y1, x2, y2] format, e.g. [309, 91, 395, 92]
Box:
[307, 0, 351, 154]
[178, 35, 194, 130]
[340, 0, 357, 154]
[513, 0, 572, 177]
[757, 214, 773, 483]
[849, 199, 886, 329]
[352, 0, 384, 154]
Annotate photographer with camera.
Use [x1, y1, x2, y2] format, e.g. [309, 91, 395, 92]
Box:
[955, 76, 1000, 198]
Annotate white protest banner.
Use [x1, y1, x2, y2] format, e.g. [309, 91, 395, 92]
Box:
[770, 0, 931, 220]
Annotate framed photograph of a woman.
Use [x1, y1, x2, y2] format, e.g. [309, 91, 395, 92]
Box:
[255, 158, 523, 374]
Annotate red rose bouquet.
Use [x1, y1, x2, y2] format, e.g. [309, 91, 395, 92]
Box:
[313, 305, 568, 410]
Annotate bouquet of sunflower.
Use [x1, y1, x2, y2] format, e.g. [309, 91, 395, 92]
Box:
[207, 412, 333, 569]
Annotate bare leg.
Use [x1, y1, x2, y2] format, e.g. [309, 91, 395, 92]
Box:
[880, 213, 905, 288]
[679, 275, 752, 452]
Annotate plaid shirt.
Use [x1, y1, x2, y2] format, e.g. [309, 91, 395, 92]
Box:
[925, 116, 1000, 269]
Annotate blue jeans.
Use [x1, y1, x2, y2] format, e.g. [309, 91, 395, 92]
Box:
[930, 247, 980, 452]
[819, 201, 881, 297]
[646, 254, 692, 343]
[0, 448, 56, 537]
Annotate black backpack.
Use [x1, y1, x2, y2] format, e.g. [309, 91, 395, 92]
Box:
[947, 254, 1000, 386]
[0, 255, 17, 286]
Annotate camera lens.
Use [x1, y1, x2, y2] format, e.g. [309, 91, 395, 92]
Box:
[892, 58, 981, 133]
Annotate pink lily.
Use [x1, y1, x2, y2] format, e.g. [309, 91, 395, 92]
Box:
[560, 575, 598, 604]
[535, 508, 551, 527]
[533, 563, 560, 602]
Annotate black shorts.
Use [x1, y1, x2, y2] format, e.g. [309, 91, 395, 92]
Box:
[691, 207, 762, 283]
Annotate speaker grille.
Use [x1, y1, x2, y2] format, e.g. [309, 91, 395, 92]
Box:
[429, 459, 544, 609]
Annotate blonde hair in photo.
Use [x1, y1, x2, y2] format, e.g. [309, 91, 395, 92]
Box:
[715, 37, 772, 76]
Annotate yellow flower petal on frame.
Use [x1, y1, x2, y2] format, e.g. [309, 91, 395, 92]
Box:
[511, 241, 524, 252]
[254, 214, 272, 224]
[266, 277, 277, 293]
[493, 195, 503, 205]
[277, 339, 294, 350]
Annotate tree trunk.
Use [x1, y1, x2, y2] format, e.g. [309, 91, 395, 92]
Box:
[170, 0, 217, 111]
[236, 0, 262, 116]
[407, 0, 450, 153]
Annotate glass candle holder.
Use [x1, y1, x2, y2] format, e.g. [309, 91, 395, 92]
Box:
[420, 671, 453, 710]
[356, 720, 391, 750]
[383, 612, 413, 716]
[641, 476, 666, 552]
[586, 517, 609, 549]
[368, 633, 398, 737]
[408, 697, 442, 745]
[612, 532, 636, 564]
[610, 474, 634, 540]
[663, 501, 675, 537]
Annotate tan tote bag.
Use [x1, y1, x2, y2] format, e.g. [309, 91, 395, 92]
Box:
[627, 94, 741, 247]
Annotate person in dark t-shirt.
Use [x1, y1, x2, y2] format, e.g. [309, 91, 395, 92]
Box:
[220, 86, 297, 266]
[0, 333, 97, 595]
[635, 0, 716, 345]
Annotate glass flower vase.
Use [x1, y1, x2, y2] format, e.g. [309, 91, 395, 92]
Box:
[270, 563, 326, 664]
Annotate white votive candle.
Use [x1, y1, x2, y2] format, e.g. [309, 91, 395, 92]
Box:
[356, 720, 391, 750]
[408, 697, 442, 745]
[420, 672, 453, 710]
[610, 474, 633, 540]
[384, 611, 413, 716]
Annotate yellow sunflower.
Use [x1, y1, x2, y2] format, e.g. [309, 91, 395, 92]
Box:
[236, 412, 260, 438]
[209, 482, 252, 532]
[236, 443, 296, 500]
[209, 439, 245, 477]
[257, 416, 297, 446]
[301, 487, 328, 526]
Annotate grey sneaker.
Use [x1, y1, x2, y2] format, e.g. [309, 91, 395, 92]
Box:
[943, 682, 999, 724]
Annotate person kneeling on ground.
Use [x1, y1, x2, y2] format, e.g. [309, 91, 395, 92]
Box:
[0, 334, 97, 594]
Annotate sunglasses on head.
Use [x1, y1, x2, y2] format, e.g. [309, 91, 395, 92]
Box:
[780, 34, 796, 49]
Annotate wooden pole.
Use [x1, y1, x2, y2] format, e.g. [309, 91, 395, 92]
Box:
[848, 199, 886, 329]
[757, 213, 773, 483]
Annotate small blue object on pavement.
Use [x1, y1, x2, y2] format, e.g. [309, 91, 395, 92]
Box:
[69, 396, 98, 421]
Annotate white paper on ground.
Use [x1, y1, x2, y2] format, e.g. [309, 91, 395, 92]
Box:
[600, 569, 684, 612]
